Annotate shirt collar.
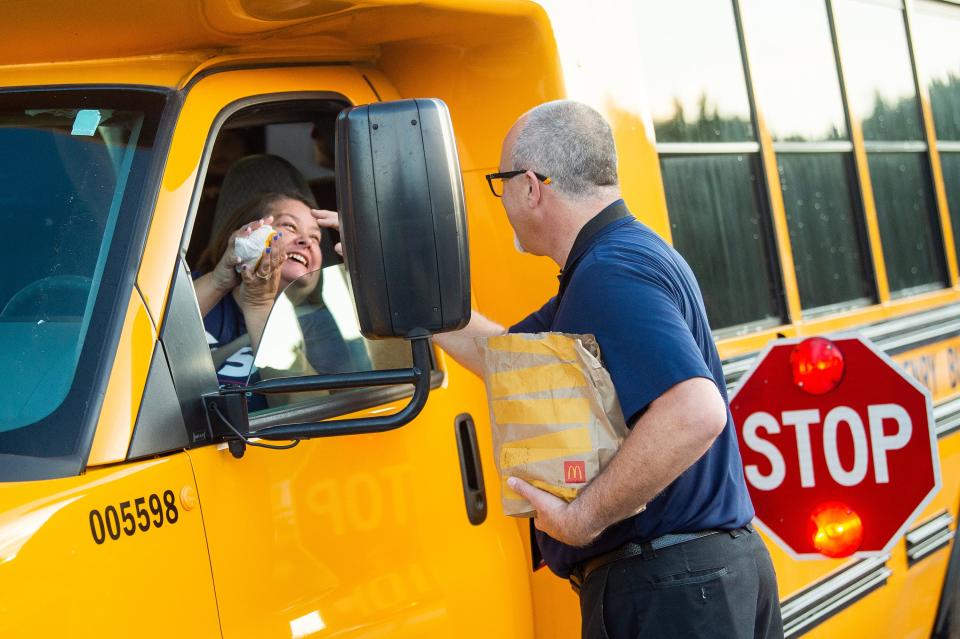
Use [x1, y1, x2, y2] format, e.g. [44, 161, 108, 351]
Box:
[557, 199, 631, 294]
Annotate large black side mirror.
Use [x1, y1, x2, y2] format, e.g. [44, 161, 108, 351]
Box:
[209, 99, 470, 447]
[335, 98, 470, 339]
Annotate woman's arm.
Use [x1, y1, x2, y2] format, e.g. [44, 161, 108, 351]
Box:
[194, 270, 237, 317]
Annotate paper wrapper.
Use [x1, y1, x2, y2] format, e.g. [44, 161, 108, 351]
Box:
[234, 225, 275, 271]
[478, 332, 630, 517]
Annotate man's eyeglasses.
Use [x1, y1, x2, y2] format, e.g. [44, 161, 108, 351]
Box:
[484, 170, 552, 197]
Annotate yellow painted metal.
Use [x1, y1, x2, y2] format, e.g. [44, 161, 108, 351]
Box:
[892, 336, 960, 403]
[755, 111, 804, 324]
[87, 290, 157, 467]
[718, 285, 960, 361]
[0, 0, 528, 68]
[905, 0, 960, 288]
[0, 55, 207, 91]
[0, 455, 218, 637]
[528, 557, 580, 639]
[185, 362, 534, 638]
[533, 1, 670, 241]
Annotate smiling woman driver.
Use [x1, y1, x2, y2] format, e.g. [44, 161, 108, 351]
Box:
[193, 191, 351, 387]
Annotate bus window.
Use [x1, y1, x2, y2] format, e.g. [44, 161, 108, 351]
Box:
[834, 0, 947, 297]
[0, 89, 166, 478]
[638, 0, 784, 332]
[741, 0, 874, 315]
[186, 100, 415, 420]
[913, 0, 960, 269]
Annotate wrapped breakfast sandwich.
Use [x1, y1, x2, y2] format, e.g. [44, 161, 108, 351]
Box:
[477, 332, 630, 517]
[234, 224, 276, 271]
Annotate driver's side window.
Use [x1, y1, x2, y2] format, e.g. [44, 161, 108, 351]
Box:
[186, 98, 413, 416]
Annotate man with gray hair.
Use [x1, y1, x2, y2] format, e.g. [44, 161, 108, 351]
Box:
[435, 100, 782, 638]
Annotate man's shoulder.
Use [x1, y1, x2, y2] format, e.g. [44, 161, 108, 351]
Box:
[585, 219, 676, 273]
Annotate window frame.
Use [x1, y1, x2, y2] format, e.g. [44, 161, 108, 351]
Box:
[165, 91, 443, 448]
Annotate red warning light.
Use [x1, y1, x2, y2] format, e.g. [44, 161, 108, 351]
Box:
[790, 337, 844, 395]
[808, 501, 863, 558]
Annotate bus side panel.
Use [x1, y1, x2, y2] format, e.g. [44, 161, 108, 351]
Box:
[0, 455, 219, 637]
[185, 361, 534, 638]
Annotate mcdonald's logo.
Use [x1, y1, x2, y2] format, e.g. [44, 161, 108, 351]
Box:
[564, 460, 586, 484]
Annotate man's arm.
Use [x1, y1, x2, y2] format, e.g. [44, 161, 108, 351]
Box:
[508, 376, 728, 546]
[432, 311, 507, 376]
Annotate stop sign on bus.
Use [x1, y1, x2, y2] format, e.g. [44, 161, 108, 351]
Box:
[730, 334, 940, 559]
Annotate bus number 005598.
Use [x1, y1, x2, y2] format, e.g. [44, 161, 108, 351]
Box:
[89, 490, 179, 544]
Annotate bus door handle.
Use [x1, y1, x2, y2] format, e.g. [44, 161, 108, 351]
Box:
[455, 413, 487, 525]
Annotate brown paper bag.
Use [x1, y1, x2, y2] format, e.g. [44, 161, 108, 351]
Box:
[477, 332, 630, 517]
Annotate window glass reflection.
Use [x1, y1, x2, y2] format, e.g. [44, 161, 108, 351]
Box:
[660, 154, 780, 329]
[913, 0, 960, 141]
[867, 152, 946, 295]
[778, 154, 871, 310]
[741, 0, 847, 142]
[640, 0, 754, 143]
[941, 153, 960, 266]
[835, 0, 923, 141]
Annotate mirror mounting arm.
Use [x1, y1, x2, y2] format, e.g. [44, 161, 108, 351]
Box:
[234, 334, 433, 441]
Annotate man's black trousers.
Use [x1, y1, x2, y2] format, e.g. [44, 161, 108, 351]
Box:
[579, 526, 784, 638]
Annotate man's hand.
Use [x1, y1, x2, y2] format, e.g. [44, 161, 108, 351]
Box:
[507, 477, 601, 547]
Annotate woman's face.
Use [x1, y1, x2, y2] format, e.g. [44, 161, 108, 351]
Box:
[268, 198, 323, 287]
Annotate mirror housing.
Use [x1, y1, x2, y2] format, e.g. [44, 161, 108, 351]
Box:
[336, 98, 470, 339]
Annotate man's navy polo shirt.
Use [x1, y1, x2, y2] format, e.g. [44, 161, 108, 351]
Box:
[510, 199, 755, 578]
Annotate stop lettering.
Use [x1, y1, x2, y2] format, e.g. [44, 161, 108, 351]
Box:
[730, 335, 940, 558]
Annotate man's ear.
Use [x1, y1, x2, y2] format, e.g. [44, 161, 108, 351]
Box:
[524, 170, 543, 208]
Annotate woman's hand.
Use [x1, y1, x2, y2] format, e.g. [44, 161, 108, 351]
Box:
[312, 209, 342, 256]
[236, 230, 285, 312]
[213, 216, 274, 293]
[235, 230, 285, 352]
[195, 216, 275, 319]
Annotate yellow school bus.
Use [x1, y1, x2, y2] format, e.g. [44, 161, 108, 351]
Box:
[0, 0, 956, 638]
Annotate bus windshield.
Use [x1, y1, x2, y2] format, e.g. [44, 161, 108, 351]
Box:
[0, 89, 167, 479]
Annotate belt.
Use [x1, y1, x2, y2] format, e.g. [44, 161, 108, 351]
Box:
[568, 528, 736, 594]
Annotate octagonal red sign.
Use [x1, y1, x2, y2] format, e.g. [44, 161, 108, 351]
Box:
[730, 334, 940, 558]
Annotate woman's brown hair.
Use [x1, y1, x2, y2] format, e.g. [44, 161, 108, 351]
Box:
[196, 191, 312, 273]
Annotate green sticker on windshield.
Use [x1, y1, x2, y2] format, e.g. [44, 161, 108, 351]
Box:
[71, 109, 102, 136]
